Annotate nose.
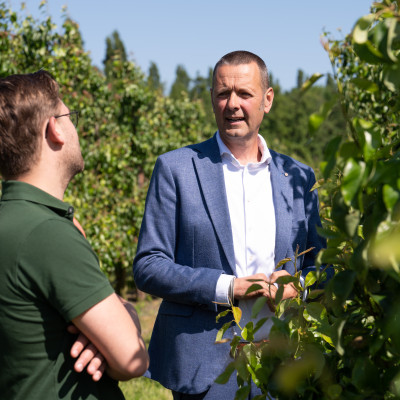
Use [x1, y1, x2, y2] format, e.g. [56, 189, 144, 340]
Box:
[227, 92, 239, 110]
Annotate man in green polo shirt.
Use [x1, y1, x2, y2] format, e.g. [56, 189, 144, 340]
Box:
[0, 71, 149, 399]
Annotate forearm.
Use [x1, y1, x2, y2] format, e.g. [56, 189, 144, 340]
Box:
[133, 254, 223, 307]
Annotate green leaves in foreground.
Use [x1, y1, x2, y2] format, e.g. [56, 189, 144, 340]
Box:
[216, 1, 400, 398]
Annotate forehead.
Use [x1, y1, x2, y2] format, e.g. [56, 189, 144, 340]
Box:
[214, 62, 262, 88]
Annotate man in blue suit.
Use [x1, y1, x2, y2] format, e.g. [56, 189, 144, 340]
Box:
[133, 51, 325, 399]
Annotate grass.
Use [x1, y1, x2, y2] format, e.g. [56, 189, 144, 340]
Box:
[119, 297, 172, 400]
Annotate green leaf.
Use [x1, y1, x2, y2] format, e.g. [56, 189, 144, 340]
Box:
[275, 258, 292, 269]
[321, 136, 342, 179]
[305, 271, 317, 288]
[341, 158, 365, 206]
[304, 302, 327, 324]
[300, 72, 324, 93]
[253, 317, 269, 334]
[350, 77, 379, 93]
[352, 14, 375, 44]
[326, 384, 343, 399]
[383, 184, 400, 211]
[235, 354, 250, 381]
[298, 247, 315, 257]
[216, 308, 231, 322]
[308, 112, 324, 134]
[242, 322, 254, 342]
[216, 321, 233, 343]
[353, 42, 384, 64]
[245, 283, 262, 296]
[215, 361, 236, 384]
[275, 284, 284, 305]
[383, 63, 400, 92]
[232, 305, 242, 326]
[351, 357, 379, 391]
[251, 297, 268, 318]
[234, 385, 250, 400]
[331, 318, 346, 356]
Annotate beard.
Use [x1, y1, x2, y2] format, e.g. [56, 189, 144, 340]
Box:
[63, 146, 85, 183]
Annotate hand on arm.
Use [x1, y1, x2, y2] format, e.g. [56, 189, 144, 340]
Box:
[68, 325, 106, 381]
[268, 270, 298, 300]
[71, 293, 149, 381]
[233, 271, 298, 310]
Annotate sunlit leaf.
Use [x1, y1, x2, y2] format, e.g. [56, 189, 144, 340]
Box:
[298, 247, 315, 257]
[305, 271, 317, 288]
[216, 321, 233, 343]
[352, 14, 375, 44]
[275, 258, 292, 269]
[232, 305, 242, 326]
[242, 322, 254, 342]
[301, 72, 324, 93]
[341, 158, 365, 206]
[216, 308, 231, 322]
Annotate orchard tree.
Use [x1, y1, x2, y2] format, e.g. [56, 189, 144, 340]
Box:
[0, 1, 210, 295]
[217, 1, 400, 399]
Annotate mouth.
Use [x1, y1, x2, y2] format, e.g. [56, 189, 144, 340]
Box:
[226, 117, 245, 123]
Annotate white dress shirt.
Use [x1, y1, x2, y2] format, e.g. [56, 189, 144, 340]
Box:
[215, 131, 276, 340]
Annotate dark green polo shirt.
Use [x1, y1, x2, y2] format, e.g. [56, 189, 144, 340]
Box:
[0, 181, 124, 400]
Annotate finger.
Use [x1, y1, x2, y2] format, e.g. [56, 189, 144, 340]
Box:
[67, 324, 80, 335]
[87, 353, 106, 381]
[70, 333, 90, 359]
[74, 343, 98, 372]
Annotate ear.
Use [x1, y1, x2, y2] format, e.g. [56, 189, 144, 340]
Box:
[46, 117, 65, 145]
[263, 87, 274, 114]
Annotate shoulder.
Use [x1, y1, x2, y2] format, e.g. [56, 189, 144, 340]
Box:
[270, 149, 315, 176]
[155, 135, 219, 168]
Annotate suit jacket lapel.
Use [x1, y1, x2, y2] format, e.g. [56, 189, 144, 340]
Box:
[192, 136, 236, 275]
[270, 151, 293, 271]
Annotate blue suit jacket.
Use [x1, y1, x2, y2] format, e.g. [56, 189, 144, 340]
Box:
[133, 134, 325, 394]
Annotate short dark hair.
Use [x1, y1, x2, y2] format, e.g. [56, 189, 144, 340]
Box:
[0, 70, 61, 179]
[212, 50, 269, 91]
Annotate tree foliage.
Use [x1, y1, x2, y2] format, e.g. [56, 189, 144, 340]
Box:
[103, 30, 127, 78]
[0, 1, 209, 294]
[217, 1, 400, 398]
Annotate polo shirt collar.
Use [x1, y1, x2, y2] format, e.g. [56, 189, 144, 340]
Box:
[1, 180, 75, 219]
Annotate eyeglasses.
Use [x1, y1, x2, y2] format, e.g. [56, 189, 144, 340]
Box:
[54, 110, 79, 127]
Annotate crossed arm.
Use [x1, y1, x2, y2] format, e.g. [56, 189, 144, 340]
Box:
[69, 293, 148, 381]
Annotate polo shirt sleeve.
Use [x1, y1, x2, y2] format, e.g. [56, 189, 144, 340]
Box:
[17, 218, 115, 322]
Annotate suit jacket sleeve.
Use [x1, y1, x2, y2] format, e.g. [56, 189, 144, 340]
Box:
[133, 155, 224, 308]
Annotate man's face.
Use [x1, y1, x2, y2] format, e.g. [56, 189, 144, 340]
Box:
[211, 62, 273, 145]
[56, 101, 84, 178]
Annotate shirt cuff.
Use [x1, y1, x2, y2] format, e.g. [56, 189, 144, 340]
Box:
[215, 274, 235, 306]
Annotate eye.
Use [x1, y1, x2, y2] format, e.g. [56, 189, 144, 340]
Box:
[240, 92, 252, 98]
[216, 91, 229, 98]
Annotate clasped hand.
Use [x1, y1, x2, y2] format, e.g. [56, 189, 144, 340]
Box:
[233, 271, 298, 310]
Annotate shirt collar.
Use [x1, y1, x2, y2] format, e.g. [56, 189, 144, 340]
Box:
[216, 131, 272, 166]
[1, 180, 75, 220]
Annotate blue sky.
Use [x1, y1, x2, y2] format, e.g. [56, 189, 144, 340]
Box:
[8, 0, 372, 91]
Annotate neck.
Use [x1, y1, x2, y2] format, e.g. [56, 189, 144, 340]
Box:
[221, 134, 261, 165]
[16, 168, 68, 201]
